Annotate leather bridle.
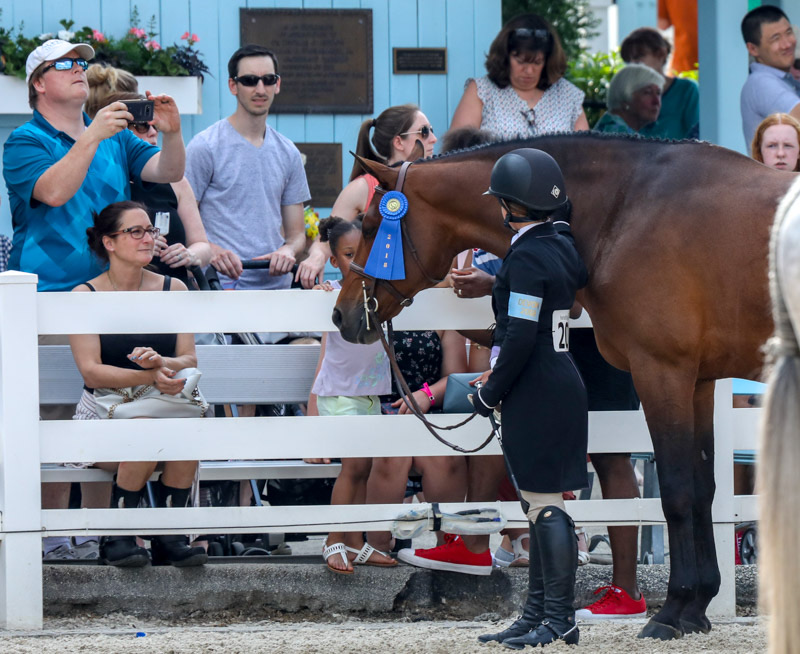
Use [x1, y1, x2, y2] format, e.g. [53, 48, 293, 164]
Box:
[349, 161, 446, 321]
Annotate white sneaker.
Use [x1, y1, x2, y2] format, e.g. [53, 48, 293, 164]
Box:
[43, 544, 76, 560]
[72, 540, 100, 560]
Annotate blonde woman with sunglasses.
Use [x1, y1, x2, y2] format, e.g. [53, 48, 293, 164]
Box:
[86, 81, 211, 285]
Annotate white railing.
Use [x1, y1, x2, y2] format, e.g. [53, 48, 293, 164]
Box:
[0, 271, 758, 629]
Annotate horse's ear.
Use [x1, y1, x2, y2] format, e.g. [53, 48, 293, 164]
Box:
[354, 154, 399, 189]
[406, 138, 424, 162]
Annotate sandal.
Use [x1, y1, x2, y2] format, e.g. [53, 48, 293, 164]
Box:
[323, 541, 353, 574]
[346, 542, 397, 567]
[509, 533, 530, 567]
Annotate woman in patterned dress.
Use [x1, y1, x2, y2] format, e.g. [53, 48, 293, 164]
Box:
[450, 14, 589, 137]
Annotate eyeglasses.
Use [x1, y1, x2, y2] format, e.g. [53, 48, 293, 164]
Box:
[400, 125, 435, 140]
[513, 28, 550, 41]
[107, 226, 160, 240]
[234, 74, 280, 87]
[43, 57, 89, 73]
[130, 123, 158, 135]
[520, 107, 535, 126]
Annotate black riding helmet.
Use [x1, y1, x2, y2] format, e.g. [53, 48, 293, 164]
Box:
[485, 148, 567, 218]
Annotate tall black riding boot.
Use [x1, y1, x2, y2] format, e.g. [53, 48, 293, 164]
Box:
[504, 506, 579, 649]
[150, 479, 208, 567]
[478, 521, 543, 643]
[100, 484, 150, 567]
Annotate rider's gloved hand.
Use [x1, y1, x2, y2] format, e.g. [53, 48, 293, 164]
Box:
[470, 388, 495, 418]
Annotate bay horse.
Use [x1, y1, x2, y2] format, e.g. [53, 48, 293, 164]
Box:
[759, 176, 800, 654]
[332, 132, 796, 640]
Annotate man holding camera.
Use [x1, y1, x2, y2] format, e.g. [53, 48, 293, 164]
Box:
[2, 38, 185, 560]
[3, 38, 185, 293]
[185, 44, 311, 294]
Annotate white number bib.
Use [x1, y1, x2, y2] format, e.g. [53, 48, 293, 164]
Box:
[552, 310, 570, 352]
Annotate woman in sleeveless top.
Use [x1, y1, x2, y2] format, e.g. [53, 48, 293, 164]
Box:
[450, 14, 588, 138]
[86, 84, 211, 285]
[69, 201, 207, 569]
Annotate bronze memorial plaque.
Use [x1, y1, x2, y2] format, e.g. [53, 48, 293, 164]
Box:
[393, 48, 448, 75]
[296, 143, 343, 208]
[240, 8, 372, 114]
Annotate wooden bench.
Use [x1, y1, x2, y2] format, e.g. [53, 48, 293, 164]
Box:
[38, 343, 343, 484]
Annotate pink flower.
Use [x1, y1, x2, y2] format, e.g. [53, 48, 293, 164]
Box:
[181, 31, 190, 40]
[92, 29, 106, 42]
[129, 27, 147, 38]
[145, 39, 161, 51]
[191, 33, 199, 42]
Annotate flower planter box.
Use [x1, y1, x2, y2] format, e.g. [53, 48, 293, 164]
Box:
[0, 75, 202, 115]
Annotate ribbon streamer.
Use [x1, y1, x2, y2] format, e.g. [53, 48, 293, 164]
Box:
[364, 191, 408, 280]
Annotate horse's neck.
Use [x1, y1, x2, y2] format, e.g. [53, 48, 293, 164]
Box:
[428, 159, 512, 260]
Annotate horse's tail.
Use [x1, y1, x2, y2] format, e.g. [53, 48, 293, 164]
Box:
[760, 176, 800, 654]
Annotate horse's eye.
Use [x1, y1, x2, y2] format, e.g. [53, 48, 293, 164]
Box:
[361, 221, 378, 239]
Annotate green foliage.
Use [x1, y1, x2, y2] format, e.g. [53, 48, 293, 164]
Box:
[566, 49, 625, 127]
[502, 0, 602, 62]
[0, 7, 209, 80]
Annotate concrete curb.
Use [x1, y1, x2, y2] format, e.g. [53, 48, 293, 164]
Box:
[44, 563, 757, 619]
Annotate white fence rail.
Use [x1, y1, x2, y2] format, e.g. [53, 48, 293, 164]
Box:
[0, 272, 758, 629]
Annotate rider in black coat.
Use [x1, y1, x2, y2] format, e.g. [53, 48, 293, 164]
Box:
[474, 148, 588, 649]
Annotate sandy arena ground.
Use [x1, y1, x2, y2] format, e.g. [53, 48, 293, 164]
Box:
[0, 615, 766, 653]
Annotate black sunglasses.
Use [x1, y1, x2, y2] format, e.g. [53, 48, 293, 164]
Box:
[513, 28, 550, 41]
[234, 74, 280, 87]
[43, 57, 89, 73]
[107, 226, 160, 240]
[400, 125, 435, 140]
[130, 123, 158, 135]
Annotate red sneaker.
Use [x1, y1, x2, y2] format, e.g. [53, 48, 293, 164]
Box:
[397, 534, 492, 576]
[575, 585, 647, 620]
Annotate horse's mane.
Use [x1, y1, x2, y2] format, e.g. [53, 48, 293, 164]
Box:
[413, 131, 729, 166]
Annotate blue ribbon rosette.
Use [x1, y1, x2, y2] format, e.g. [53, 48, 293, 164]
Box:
[364, 190, 408, 280]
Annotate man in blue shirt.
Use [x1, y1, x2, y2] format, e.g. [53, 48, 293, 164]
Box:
[2, 38, 186, 560]
[740, 5, 800, 148]
[3, 38, 186, 292]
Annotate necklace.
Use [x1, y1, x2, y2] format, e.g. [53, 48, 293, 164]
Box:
[107, 269, 144, 291]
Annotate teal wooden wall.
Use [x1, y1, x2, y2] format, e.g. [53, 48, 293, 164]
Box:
[0, 0, 501, 235]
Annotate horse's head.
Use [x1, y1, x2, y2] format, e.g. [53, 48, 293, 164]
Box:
[332, 153, 464, 344]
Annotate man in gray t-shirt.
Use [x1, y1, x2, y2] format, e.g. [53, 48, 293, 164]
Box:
[186, 44, 310, 291]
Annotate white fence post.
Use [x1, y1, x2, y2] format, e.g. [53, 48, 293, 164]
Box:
[708, 378, 737, 618]
[0, 272, 43, 629]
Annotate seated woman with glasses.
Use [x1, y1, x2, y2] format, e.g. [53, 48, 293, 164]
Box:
[86, 68, 211, 286]
[450, 13, 589, 138]
[69, 200, 208, 568]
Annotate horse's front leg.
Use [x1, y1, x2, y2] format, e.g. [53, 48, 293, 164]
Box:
[633, 366, 699, 641]
[679, 379, 720, 634]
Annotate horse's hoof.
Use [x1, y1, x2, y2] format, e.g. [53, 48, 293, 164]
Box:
[680, 616, 712, 634]
[637, 619, 684, 640]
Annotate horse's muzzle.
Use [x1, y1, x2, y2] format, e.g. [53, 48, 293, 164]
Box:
[331, 305, 380, 345]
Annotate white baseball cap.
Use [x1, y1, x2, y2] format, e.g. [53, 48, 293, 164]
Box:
[26, 39, 95, 82]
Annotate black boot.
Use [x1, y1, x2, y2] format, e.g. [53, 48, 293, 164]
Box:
[100, 484, 150, 567]
[504, 506, 579, 649]
[478, 522, 543, 643]
[150, 479, 208, 567]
